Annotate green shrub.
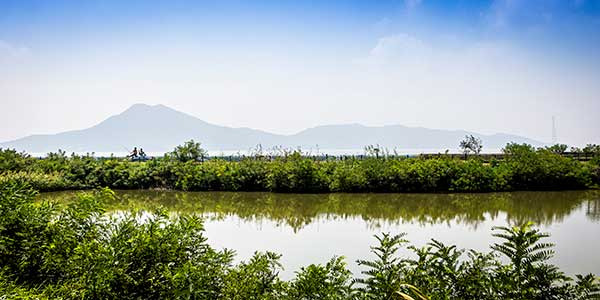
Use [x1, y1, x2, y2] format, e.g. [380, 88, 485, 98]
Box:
[450, 159, 500, 192]
[235, 158, 271, 191]
[330, 160, 368, 192]
[286, 256, 353, 300]
[268, 152, 331, 193]
[502, 144, 592, 190]
[222, 251, 285, 300]
[1, 143, 597, 192]
[0, 171, 73, 191]
[167, 139, 208, 162]
[0, 148, 34, 172]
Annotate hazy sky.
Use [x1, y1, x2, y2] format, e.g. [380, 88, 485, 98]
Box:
[1, 0, 599, 146]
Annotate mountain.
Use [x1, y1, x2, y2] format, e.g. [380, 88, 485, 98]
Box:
[286, 124, 541, 150]
[1, 104, 543, 154]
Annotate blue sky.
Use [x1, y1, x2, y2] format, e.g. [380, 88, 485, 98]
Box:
[1, 0, 599, 146]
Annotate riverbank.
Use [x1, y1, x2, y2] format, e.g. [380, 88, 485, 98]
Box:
[1, 144, 599, 193]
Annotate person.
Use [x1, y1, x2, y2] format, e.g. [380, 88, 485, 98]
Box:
[139, 148, 146, 160]
[129, 147, 138, 159]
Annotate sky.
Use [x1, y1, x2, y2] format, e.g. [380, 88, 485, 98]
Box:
[1, 0, 599, 146]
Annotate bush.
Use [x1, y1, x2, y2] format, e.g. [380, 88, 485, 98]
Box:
[268, 152, 331, 193]
[167, 139, 208, 162]
[286, 256, 353, 299]
[450, 159, 503, 192]
[502, 143, 593, 190]
[0, 148, 34, 172]
[0, 171, 73, 191]
[0, 143, 597, 193]
[330, 160, 368, 192]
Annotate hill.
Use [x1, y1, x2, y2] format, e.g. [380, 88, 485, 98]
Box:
[0, 104, 543, 153]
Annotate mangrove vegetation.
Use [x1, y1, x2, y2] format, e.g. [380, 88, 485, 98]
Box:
[1, 142, 599, 193]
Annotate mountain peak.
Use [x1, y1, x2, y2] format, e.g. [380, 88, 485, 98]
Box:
[124, 103, 168, 112]
[127, 103, 151, 109]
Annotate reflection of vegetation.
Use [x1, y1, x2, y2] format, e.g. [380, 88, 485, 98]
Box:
[39, 189, 600, 232]
[5, 182, 600, 299]
[586, 200, 600, 221]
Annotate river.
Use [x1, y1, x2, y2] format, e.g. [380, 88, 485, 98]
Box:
[38, 190, 600, 278]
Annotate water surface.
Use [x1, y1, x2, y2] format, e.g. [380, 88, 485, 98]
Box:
[39, 190, 600, 278]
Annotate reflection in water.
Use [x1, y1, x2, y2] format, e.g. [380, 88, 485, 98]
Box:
[586, 199, 600, 221]
[39, 190, 600, 231]
[38, 190, 600, 277]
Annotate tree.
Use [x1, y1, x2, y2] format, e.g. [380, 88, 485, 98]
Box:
[364, 145, 383, 158]
[168, 140, 208, 162]
[545, 144, 568, 154]
[583, 144, 600, 155]
[459, 135, 483, 156]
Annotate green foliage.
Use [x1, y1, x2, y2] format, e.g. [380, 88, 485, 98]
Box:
[491, 222, 554, 277]
[287, 256, 354, 300]
[450, 159, 506, 192]
[0, 182, 598, 299]
[268, 152, 331, 193]
[0, 148, 33, 172]
[1, 143, 597, 193]
[491, 222, 563, 299]
[0, 171, 73, 191]
[0, 181, 235, 299]
[404, 239, 465, 299]
[583, 144, 600, 155]
[0, 272, 50, 300]
[356, 233, 410, 299]
[168, 139, 208, 162]
[546, 144, 569, 154]
[501, 143, 593, 190]
[223, 251, 285, 300]
[330, 159, 368, 192]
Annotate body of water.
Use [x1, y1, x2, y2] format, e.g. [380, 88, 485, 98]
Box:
[38, 190, 600, 278]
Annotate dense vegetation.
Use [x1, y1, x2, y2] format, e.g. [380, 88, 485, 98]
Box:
[1, 181, 599, 299]
[1, 142, 599, 193]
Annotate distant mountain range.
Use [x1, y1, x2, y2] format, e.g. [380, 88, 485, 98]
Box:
[1, 104, 543, 154]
